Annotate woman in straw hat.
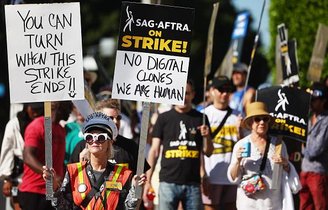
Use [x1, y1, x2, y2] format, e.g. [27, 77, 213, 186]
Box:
[227, 102, 301, 210]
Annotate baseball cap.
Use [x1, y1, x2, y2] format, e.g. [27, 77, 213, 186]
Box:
[232, 63, 248, 73]
[311, 82, 328, 99]
[83, 112, 118, 140]
[211, 76, 235, 92]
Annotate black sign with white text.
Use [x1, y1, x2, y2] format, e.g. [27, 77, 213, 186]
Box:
[257, 86, 311, 142]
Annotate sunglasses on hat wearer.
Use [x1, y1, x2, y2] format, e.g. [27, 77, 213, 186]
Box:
[253, 116, 270, 123]
[84, 133, 112, 144]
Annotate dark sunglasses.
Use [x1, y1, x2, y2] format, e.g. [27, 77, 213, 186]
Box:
[109, 115, 122, 121]
[253, 116, 270, 123]
[217, 87, 234, 93]
[84, 133, 112, 144]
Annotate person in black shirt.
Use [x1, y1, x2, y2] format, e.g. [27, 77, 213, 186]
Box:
[143, 80, 214, 210]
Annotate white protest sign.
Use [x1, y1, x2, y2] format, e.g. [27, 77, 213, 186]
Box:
[112, 3, 194, 105]
[5, 3, 84, 103]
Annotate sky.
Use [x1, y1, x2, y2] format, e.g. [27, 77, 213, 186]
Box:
[232, 0, 270, 52]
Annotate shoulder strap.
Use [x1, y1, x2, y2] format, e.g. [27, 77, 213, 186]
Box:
[259, 137, 271, 173]
[81, 163, 112, 208]
[211, 107, 232, 139]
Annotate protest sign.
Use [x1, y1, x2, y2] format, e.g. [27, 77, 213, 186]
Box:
[231, 11, 249, 64]
[257, 86, 311, 142]
[112, 2, 194, 105]
[215, 12, 250, 78]
[277, 24, 300, 85]
[307, 23, 328, 82]
[5, 3, 84, 103]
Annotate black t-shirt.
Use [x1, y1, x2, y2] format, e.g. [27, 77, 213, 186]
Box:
[69, 135, 150, 175]
[152, 108, 209, 184]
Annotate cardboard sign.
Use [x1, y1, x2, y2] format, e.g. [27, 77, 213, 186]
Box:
[257, 86, 311, 142]
[112, 2, 194, 105]
[307, 23, 328, 82]
[5, 3, 84, 103]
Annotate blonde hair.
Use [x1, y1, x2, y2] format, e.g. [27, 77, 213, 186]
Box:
[82, 140, 114, 161]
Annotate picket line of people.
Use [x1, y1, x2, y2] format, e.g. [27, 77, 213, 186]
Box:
[0, 63, 328, 210]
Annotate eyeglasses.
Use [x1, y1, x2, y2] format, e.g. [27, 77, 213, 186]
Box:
[84, 133, 112, 144]
[253, 116, 270, 123]
[109, 115, 122, 121]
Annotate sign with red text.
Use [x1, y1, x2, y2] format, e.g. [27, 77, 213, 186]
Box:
[5, 3, 84, 103]
[112, 2, 194, 105]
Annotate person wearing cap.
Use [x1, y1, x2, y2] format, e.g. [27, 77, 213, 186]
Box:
[42, 112, 146, 210]
[229, 63, 255, 116]
[69, 99, 150, 175]
[0, 103, 44, 210]
[201, 76, 240, 210]
[18, 101, 72, 210]
[299, 82, 328, 210]
[227, 102, 300, 210]
[144, 80, 214, 210]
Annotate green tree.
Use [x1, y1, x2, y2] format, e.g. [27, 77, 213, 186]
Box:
[269, 0, 328, 86]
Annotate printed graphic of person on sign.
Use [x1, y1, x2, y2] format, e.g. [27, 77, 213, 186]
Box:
[275, 89, 289, 112]
[123, 6, 134, 32]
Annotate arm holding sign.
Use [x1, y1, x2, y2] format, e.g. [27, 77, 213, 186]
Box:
[199, 124, 214, 157]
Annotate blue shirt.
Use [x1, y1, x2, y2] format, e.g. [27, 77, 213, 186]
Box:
[301, 111, 328, 174]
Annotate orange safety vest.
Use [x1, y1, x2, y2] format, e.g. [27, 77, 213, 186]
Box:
[67, 162, 132, 210]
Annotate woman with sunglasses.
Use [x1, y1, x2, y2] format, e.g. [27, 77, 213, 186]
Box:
[42, 112, 146, 210]
[227, 102, 301, 210]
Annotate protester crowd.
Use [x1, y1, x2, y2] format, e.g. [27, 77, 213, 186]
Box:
[0, 63, 328, 210]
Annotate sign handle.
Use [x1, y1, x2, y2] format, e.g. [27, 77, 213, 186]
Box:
[135, 102, 151, 198]
[44, 101, 57, 206]
[271, 136, 282, 189]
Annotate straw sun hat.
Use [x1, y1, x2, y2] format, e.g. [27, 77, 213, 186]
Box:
[242, 101, 273, 129]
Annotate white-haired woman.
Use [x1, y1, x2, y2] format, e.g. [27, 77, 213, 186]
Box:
[43, 112, 146, 210]
[227, 102, 301, 210]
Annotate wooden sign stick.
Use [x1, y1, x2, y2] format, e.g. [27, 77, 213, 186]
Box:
[271, 136, 282, 189]
[44, 101, 57, 206]
[135, 102, 151, 198]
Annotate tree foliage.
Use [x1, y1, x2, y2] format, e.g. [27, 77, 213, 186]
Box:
[269, 0, 328, 86]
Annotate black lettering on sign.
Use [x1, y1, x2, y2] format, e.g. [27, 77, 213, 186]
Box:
[134, 84, 150, 97]
[25, 33, 63, 50]
[116, 83, 131, 95]
[124, 53, 142, 67]
[18, 10, 43, 32]
[153, 85, 184, 101]
[16, 51, 47, 67]
[24, 66, 71, 83]
[147, 56, 185, 72]
[136, 69, 172, 85]
[30, 80, 65, 94]
[50, 52, 76, 66]
[48, 12, 72, 29]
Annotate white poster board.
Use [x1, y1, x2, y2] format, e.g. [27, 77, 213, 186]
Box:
[5, 3, 84, 103]
[112, 3, 194, 105]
